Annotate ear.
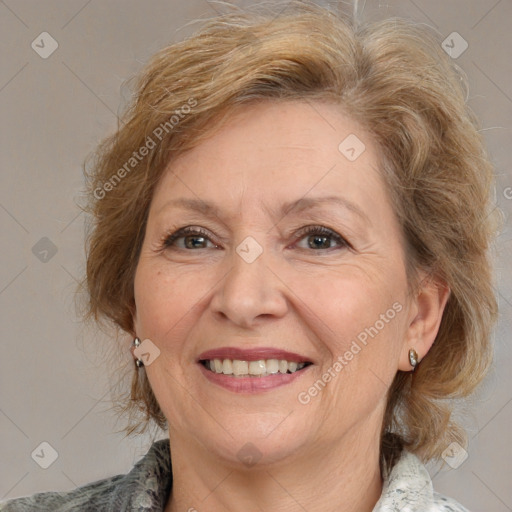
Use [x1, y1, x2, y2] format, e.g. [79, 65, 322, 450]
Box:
[128, 300, 139, 359]
[398, 272, 450, 371]
[128, 298, 138, 335]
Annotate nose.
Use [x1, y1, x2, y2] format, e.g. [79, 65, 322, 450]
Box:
[210, 245, 288, 329]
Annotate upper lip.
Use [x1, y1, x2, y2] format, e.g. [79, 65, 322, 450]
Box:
[197, 347, 313, 363]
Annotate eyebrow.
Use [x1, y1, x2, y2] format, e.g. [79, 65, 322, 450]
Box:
[157, 195, 370, 225]
[278, 196, 370, 225]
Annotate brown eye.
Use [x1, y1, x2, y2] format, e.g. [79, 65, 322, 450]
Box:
[295, 226, 350, 251]
[162, 227, 218, 250]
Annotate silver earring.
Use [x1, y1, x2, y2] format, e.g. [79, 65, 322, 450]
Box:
[408, 348, 419, 371]
[133, 337, 144, 368]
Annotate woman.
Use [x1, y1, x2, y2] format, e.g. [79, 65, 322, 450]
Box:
[1, 1, 498, 511]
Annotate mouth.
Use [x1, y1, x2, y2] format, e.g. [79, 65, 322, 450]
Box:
[197, 347, 313, 392]
[200, 358, 312, 377]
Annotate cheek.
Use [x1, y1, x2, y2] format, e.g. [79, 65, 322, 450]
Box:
[133, 262, 204, 351]
[296, 264, 408, 405]
[300, 265, 406, 352]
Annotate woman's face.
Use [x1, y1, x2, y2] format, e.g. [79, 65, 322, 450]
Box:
[133, 100, 418, 466]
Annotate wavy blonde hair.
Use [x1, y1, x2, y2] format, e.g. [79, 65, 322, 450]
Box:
[81, 1, 498, 471]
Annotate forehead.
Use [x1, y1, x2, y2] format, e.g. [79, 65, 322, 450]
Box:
[150, 100, 387, 221]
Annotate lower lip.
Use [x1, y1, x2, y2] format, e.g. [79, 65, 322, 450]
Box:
[198, 363, 309, 393]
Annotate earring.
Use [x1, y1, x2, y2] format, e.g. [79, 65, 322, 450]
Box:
[133, 337, 144, 368]
[408, 348, 419, 371]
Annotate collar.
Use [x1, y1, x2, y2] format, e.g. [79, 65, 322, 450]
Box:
[373, 450, 435, 511]
[113, 438, 172, 511]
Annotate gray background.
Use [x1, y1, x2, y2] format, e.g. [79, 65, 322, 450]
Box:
[1, 0, 511, 510]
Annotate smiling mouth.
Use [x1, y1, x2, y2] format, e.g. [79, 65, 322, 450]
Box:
[200, 358, 312, 377]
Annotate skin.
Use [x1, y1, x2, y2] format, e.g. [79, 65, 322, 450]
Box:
[132, 100, 449, 512]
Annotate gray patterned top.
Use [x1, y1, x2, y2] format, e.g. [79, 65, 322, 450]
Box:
[0, 439, 470, 511]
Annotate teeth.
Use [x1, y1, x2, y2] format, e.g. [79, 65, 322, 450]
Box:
[266, 359, 279, 374]
[214, 359, 223, 373]
[222, 359, 233, 375]
[248, 360, 266, 375]
[204, 358, 307, 377]
[232, 360, 249, 376]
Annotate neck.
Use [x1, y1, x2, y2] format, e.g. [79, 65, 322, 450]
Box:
[165, 424, 383, 512]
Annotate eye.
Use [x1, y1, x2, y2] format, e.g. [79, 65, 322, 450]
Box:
[161, 227, 219, 250]
[294, 225, 350, 251]
[160, 225, 350, 252]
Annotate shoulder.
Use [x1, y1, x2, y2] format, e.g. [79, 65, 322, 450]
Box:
[0, 474, 125, 511]
[0, 439, 172, 512]
[373, 450, 470, 512]
[431, 492, 471, 512]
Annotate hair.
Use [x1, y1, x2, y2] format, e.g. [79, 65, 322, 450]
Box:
[81, 1, 498, 473]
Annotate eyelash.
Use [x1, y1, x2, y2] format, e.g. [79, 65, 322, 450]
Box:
[160, 225, 351, 252]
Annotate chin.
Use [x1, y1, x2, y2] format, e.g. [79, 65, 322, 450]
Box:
[195, 412, 316, 468]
